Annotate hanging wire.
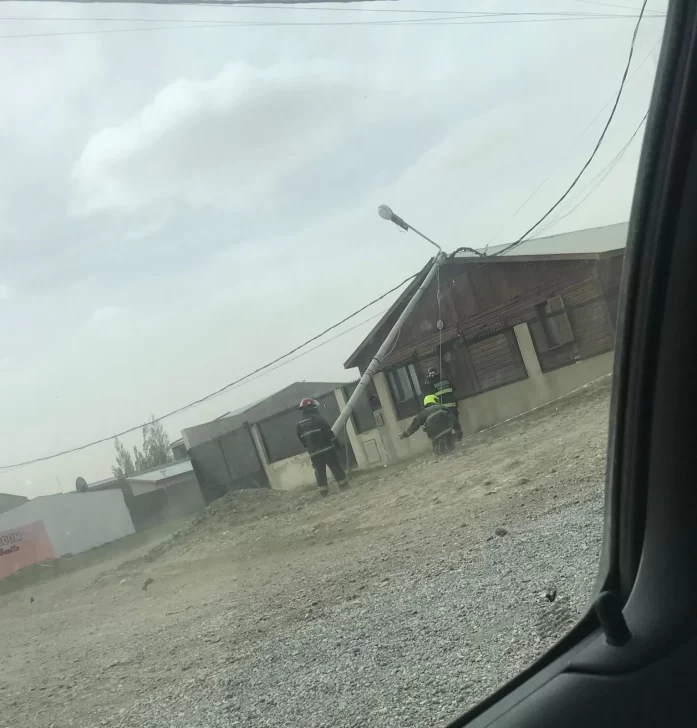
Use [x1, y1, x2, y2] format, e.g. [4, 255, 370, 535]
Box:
[344, 419, 352, 483]
[437, 266, 443, 378]
[491, 0, 649, 258]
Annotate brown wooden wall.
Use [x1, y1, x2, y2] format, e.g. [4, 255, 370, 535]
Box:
[353, 252, 625, 388]
[596, 254, 625, 330]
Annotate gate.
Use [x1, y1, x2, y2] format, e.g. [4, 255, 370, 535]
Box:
[256, 392, 357, 468]
[188, 424, 268, 503]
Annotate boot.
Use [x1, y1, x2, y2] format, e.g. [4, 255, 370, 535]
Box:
[318, 487, 329, 498]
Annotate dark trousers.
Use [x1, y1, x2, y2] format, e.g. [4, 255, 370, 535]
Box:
[311, 449, 347, 489]
[449, 407, 463, 441]
[432, 432, 455, 455]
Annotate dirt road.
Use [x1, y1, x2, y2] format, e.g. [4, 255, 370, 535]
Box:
[0, 380, 611, 728]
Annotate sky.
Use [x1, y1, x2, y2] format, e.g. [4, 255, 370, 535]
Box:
[0, 0, 666, 497]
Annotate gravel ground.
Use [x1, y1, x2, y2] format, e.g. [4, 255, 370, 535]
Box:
[0, 380, 610, 728]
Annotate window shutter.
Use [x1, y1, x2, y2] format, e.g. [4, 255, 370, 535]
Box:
[545, 296, 575, 346]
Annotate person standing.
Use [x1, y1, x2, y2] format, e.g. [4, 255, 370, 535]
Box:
[296, 398, 348, 497]
[398, 395, 457, 455]
[424, 366, 463, 441]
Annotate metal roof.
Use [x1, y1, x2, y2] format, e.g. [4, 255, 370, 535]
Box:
[455, 221, 629, 259]
[181, 381, 351, 447]
[344, 222, 628, 370]
[215, 381, 350, 429]
[127, 459, 194, 483]
[87, 475, 123, 490]
[170, 399, 266, 449]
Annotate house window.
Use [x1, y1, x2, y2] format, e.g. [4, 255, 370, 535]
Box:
[538, 295, 575, 348]
[387, 363, 423, 420]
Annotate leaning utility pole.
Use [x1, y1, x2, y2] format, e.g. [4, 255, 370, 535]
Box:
[332, 205, 446, 436]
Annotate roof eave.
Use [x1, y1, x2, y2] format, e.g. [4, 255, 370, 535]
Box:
[344, 246, 625, 369]
[343, 259, 434, 370]
[453, 248, 625, 265]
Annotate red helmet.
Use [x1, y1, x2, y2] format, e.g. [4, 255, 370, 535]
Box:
[298, 397, 319, 411]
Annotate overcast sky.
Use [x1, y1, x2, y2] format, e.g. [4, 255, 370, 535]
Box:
[0, 0, 666, 497]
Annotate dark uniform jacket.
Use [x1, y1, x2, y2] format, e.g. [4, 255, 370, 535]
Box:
[297, 413, 337, 457]
[403, 404, 455, 441]
[425, 376, 458, 409]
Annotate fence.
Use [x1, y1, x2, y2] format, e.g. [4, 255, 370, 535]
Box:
[188, 424, 268, 502]
[257, 392, 356, 466]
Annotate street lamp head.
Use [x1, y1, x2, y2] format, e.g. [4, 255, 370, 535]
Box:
[378, 204, 394, 221]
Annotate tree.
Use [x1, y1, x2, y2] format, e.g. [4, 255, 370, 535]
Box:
[141, 415, 172, 469]
[112, 415, 172, 477]
[112, 437, 135, 478]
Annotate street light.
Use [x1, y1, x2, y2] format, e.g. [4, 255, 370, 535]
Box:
[377, 204, 442, 252]
[378, 204, 394, 221]
[333, 207, 447, 435]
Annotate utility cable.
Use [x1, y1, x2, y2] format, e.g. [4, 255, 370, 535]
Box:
[490, 0, 649, 258]
[0, 306, 388, 483]
[0, 273, 418, 470]
[482, 38, 659, 251]
[437, 265, 443, 379]
[0, 11, 654, 22]
[0, 12, 665, 40]
[572, 0, 663, 15]
[530, 111, 647, 238]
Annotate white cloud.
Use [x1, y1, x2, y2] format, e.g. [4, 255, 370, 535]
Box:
[89, 306, 126, 327]
[0, 284, 12, 301]
[72, 61, 381, 223]
[0, 3, 666, 497]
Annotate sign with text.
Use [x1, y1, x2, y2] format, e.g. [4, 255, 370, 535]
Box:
[0, 521, 55, 581]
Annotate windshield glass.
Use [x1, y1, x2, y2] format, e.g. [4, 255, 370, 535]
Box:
[0, 2, 665, 727]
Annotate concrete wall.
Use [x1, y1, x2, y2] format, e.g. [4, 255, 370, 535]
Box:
[263, 389, 392, 491]
[266, 451, 318, 492]
[0, 491, 135, 558]
[389, 323, 613, 453]
[170, 443, 188, 460]
[0, 493, 28, 515]
[165, 476, 206, 518]
[193, 325, 614, 494]
[126, 473, 206, 529]
[182, 417, 242, 450]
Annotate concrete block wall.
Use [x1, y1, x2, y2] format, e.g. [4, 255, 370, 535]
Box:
[0, 491, 135, 558]
[218, 323, 614, 492]
[388, 323, 613, 452]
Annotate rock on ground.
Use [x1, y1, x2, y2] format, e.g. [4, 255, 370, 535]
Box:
[0, 381, 610, 728]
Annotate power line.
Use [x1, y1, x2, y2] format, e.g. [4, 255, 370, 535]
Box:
[572, 0, 662, 15]
[0, 272, 418, 471]
[0, 0, 657, 10]
[207, 3, 655, 15]
[491, 0, 650, 258]
[483, 37, 660, 251]
[0, 307, 388, 482]
[232, 308, 387, 388]
[0, 12, 665, 39]
[0, 10, 652, 22]
[531, 111, 647, 237]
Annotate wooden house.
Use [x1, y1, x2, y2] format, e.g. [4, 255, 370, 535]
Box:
[345, 222, 626, 420]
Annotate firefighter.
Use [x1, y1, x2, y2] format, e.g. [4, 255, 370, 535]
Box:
[398, 394, 457, 455]
[296, 398, 347, 497]
[424, 366, 463, 441]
